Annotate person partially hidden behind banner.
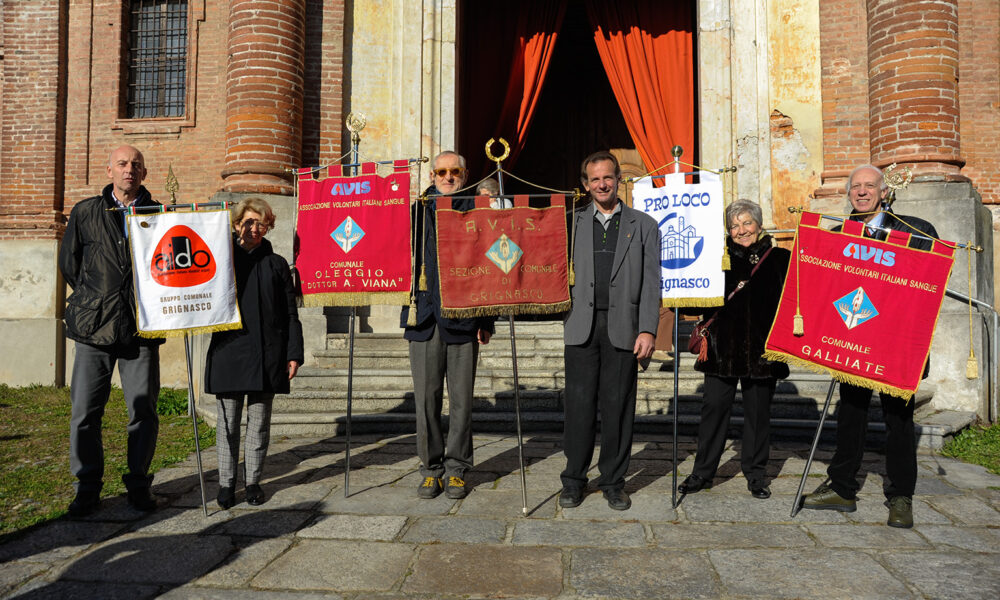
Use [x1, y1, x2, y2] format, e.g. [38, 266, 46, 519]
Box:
[678, 200, 791, 500]
[801, 164, 938, 528]
[59, 145, 163, 516]
[560, 151, 661, 511]
[477, 177, 512, 209]
[401, 151, 495, 500]
[205, 197, 304, 509]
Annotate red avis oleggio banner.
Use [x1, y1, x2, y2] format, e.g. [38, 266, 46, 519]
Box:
[296, 162, 411, 306]
[765, 211, 955, 400]
[436, 195, 570, 317]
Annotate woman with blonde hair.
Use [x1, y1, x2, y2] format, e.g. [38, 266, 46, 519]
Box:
[205, 197, 304, 508]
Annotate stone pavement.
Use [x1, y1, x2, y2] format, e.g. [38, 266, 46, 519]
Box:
[2, 433, 999, 599]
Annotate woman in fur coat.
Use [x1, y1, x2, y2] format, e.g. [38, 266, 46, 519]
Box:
[679, 200, 790, 499]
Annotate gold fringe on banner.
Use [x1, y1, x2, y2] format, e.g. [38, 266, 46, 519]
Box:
[663, 296, 724, 309]
[763, 350, 915, 402]
[440, 299, 572, 319]
[303, 291, 411, 308]
[136, 321, 243, 339]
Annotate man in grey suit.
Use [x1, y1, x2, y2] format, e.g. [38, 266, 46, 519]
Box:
[560, 151, 661, 510]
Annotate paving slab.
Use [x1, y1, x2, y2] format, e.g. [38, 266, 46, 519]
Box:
[48, 532, 233, 584]
[0, 561, 48, 597]
[923, 495, 1000, 525]
[924, 458, 1000, 489]
[805, 524, 929, 548]
[881, 551, 1000, 600]
[400, 516, 507, 544]
[403, 544, 563, 598]
[129, 506, 232, 535]
[454, 488, 558, 519]
[915, 524, 1000, 552]
[650, 523, 814, 549]
[317, 484, 456, 516]
[192, 537, 295, 587]
[709, 548, 912, 599]
[512, 519, 646, 547]
[569, 547, 721, 599]
[251, 540, 413, 592]
[297, 514, 407, 541]
[160, 587, 340, 600]
[7, 580, 162, 599]
[0, 521, 126, 564]
[213, 509, 314, 537]
[681, 493, 846, 523]
[560, 490, 678, 521]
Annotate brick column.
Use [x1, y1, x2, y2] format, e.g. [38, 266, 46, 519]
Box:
[867, 0, 965, 179]
[222, 0, 305, 194]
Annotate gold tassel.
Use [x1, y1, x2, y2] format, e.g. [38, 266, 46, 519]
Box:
[966, 349, 978, 379]
[407, 297, 417, 326]
[721, 243, 730, 270]
[793, 312, 804, 336]
[418, 265, 427, 291]
[568, 261, 575, 286]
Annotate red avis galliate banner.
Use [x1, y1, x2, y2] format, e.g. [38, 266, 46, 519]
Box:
[295, 161, 411, 306]
[765, 211, 955, 400]
[435, 195, 570, 318]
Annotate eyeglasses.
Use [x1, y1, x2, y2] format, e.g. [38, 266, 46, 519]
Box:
[432, 167, 465, 178]
[240, 219, 270, 232]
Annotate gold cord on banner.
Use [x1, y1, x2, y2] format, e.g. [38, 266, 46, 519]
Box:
[965, 244, 978, 379]
[418, 195, 428, 292]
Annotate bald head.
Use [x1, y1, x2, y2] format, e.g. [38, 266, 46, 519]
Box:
[107, 145, 147, 203]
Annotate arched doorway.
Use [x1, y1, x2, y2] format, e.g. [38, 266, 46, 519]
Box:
[457, 0, 697, 194]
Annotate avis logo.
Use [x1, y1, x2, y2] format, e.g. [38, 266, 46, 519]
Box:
[843, 243, 895, 267]
[329, 180, 371, 196]
[150, 225, 216, 287]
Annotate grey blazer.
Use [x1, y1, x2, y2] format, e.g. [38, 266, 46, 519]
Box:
[564, 203, 662, 350]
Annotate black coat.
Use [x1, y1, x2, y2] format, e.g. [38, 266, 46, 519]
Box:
[695, 235, 791, 379]
[59, 184, 163, 347]
[399, 185, 495, 343]
[205, 237, 305, 395]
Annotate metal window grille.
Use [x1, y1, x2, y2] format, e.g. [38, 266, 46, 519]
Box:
[126, 0, 187, 118]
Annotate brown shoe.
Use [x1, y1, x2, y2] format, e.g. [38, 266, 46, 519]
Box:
[886, 496, 913, 528]
[801, 484, 856, 512]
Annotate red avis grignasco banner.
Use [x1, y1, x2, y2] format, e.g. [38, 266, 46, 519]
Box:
[435, 195, 570, 318]
[764, 211, 955, 400]
[296, 161, 411, 306]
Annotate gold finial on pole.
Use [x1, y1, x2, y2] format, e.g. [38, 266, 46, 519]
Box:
[346, 112, 367, 146]
[165, 164, 179, 205]
[485, 137, 510, 164]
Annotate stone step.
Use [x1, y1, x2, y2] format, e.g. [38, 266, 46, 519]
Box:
[262, 409, 975, 450]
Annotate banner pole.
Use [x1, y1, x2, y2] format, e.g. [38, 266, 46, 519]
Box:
[670, 146, 682, 510]
[343, 113, 364, 497]
[488, 138, 529, 515]
[184, 332, 208, 517]
[672, 311, 680, 509]
[791, 379, 837, 517]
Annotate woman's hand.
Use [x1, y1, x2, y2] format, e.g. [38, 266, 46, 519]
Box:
[288, 360, 300, 380]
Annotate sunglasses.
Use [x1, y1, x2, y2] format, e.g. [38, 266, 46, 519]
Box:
[432, 167, 465, 178]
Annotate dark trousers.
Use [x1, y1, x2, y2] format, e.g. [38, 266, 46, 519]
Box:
[561, 310, 638, 491]
[70, 340, 160, 493]
[408, 326, 478, 479]
[828, 382, 916, 500]
[692, 375, 775, 483]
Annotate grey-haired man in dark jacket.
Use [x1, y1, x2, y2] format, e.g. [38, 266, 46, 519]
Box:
[59, 145, 163, 516]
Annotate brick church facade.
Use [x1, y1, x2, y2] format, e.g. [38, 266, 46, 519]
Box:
[0, 1, 997, 417]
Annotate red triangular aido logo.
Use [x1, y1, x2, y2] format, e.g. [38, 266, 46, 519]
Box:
[150, 225, 216, 287]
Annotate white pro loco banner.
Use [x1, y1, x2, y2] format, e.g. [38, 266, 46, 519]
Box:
[127, 209, 241, 337]
[634, 172, 725, 308]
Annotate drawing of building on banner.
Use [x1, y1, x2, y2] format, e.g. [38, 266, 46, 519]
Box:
[660, 215, 701, 263]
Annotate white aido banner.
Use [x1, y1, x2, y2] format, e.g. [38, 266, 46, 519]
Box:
[634, 171, 725, 308]
[127, 209, 241, 337]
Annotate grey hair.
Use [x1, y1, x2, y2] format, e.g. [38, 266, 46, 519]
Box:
[477, 178, 500, 195]
[725, 200, 763, 229]
[845, 164, 887, 193]
[432, 150, 466, 169]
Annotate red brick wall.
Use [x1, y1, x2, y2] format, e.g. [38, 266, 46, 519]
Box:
[302, 0, 345, 166]
[817, 0, 871, 195]
[958, 0, 1000, 204]
[867, 0, 961, 177]
[63, 1, 229, 213]
[0, 1, 67, 240]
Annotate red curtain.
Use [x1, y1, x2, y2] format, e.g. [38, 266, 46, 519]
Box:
[585, 1, 695, 175]
[491, 1, 567, 169]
